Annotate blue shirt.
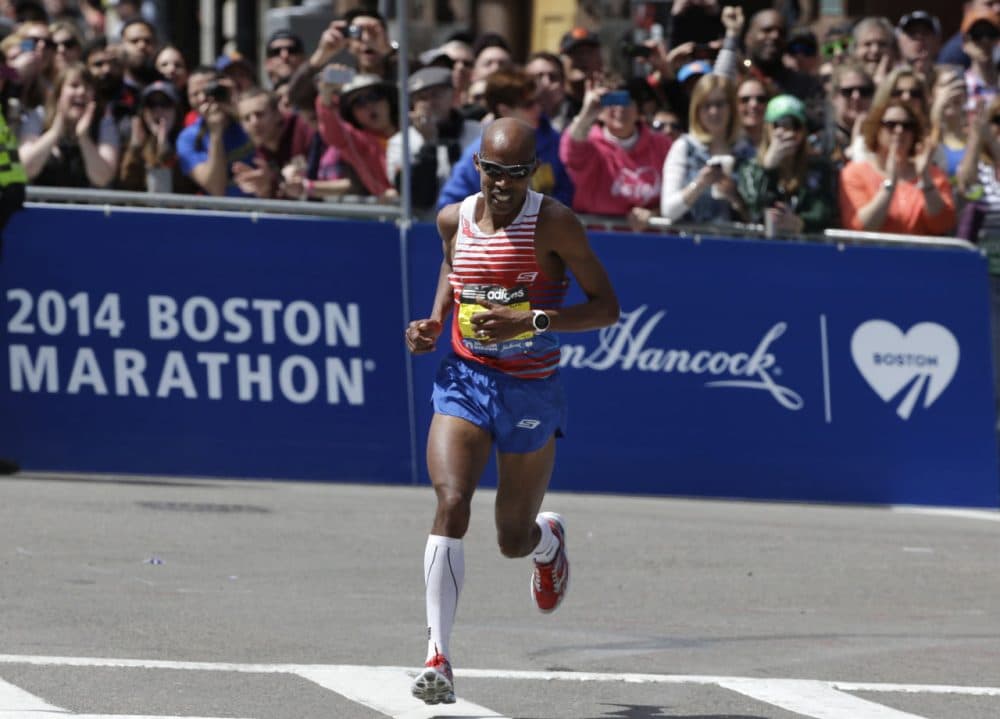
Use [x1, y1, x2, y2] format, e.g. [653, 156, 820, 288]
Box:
[435, 118, 574, 210]
[176, 117, 255, 197]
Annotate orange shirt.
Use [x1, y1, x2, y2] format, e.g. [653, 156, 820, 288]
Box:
[839, 160, 956, 236]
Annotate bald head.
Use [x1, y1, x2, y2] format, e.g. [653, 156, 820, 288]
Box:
[481, 118, 536, 163]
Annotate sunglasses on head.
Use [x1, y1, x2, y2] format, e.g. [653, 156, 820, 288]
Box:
[651, 119, 682, 132]
[349, 90, 386, 107]
[476, 155, 536, 180]
[838, 85, 874, 99]
[821, 38, 852, 57]
[881, 119, 916, 132]
[266, 43, 301, 58]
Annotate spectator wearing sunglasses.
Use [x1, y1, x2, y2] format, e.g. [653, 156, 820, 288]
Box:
[559, 75, 672, 219]
[118, 80, 196, 194]
[938, 0, 1000, 68]
[420, 40, 476, 108]
[316, 72, 397, 198]
[437, 69, 572, 210]
[12, 21, 56, 111]
[820, 23, 854, 65]
[387, 66, 480, 209]
[734, 76, 772, 159]
[650, 108, 683, 142]
[264, 30, 305, 89]
[839, 98, 955, 235]
[825, 62, 874, 167]
[960, 10, 1000, 115]
[49, 20, 82, 75]
[783, 28, 820, 77]
[525, 51, 571, 131]
[738, 95, 836, 234]
[896, 12, 941, 78]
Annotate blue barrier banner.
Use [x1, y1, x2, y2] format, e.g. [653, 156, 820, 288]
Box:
[0, 206, 412, 481]
[409, 225, 999, 507]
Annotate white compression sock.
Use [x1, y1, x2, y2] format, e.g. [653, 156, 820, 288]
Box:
[424, 535, 464, 662]
[531, 514, 559, 564]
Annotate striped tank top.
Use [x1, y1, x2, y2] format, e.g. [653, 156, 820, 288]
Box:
[449, 190, 569, 379]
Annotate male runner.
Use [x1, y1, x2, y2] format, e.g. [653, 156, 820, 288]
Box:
[405, 117, 620, 705]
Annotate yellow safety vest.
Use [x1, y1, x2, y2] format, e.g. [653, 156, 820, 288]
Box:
[0, 112, 27, 186]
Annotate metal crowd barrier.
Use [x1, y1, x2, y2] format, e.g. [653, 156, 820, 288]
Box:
[23, 186, 980, 253]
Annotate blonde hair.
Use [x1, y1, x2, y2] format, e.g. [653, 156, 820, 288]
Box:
[688, 74, 739, 145]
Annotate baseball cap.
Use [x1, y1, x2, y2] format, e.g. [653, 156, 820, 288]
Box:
[961, 9, 1000, 35]
[898, 11, 941, 36]
[677, 60, 712, 83]
[266, 29, 303, 52]
[408, 66, 453, 94]
[764, 94, 806, 124]
[141, 80, 179, 106]
[560, 27, 600, 54]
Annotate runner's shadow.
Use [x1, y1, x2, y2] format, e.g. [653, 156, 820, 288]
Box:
[516, 705, 768, 719]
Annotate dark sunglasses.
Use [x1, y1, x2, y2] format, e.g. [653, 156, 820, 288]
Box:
[739, 94, 768, 105]
[881, 119, 916, 132]
[821, 38, 852, 57]
[349, 90, 386, 107]
[969, 26, 1000, 43]
[787, 41, 817, 57]
[476, 155, 536, 180]
[891, 87, 924, 100]
[145, 98, 175, 109]
[773, 117, 803, 131]
[651, 119, 682, 132]
[54, 38, 79, 51]
[266, 43, 302, 58]
[838, 85, 875, 99]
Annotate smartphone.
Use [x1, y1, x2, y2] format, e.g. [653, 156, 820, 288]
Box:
[620, 41, 652, 59]
[600, 90, 632, 107]
[321, 65, 356, 85]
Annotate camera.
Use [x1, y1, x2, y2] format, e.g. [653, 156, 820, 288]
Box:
[620, 41, 652, 59]
[204, 80, 230, 103]
[346, 25, 362, 39]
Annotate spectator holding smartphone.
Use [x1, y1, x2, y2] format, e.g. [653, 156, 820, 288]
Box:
[175, 71, 254, 196]
[18, 62, 120, 188]
[559, 76, 671, 218]
[738, 94, 836, 234]
[659, 73, 745, 224]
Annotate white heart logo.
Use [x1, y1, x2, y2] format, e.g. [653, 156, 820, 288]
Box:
[850, 320, 959, 420]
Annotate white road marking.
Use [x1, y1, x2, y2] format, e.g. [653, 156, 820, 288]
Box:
[0, 655, 997, 719]
[298, 667, 504, 718]
[892, 506, 1000, 522]
[718, 678, 927, 719]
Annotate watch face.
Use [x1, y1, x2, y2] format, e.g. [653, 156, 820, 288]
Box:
[534, 311, 550, 331]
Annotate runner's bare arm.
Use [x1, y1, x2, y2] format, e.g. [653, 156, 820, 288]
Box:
[536, 200, 619, 332]
[405, 203, 459, 354]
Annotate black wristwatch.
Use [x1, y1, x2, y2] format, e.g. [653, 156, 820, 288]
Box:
[531, 309, 550, 333]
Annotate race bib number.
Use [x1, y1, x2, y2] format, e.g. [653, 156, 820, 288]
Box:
[458, 284, 533, 351]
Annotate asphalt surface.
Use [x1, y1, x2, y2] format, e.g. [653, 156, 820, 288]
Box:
[0, 473, 997, 718]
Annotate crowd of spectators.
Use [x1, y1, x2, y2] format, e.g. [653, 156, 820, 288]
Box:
[6, 0, 1000, 238]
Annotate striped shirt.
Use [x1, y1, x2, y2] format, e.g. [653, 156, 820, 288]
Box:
[449, 190, 569, 378]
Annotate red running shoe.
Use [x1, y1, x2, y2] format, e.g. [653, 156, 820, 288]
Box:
[411, 652, 455, 705]
[531, 512, 569, 613]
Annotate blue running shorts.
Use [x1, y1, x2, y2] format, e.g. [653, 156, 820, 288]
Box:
[431, 354, 567, 454]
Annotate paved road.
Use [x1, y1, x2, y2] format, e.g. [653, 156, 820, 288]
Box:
[0, 473, 997, 718]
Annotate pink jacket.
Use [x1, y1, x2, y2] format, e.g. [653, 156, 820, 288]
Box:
[315, 96, 392, 196]
[559, 123, 672, 216]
